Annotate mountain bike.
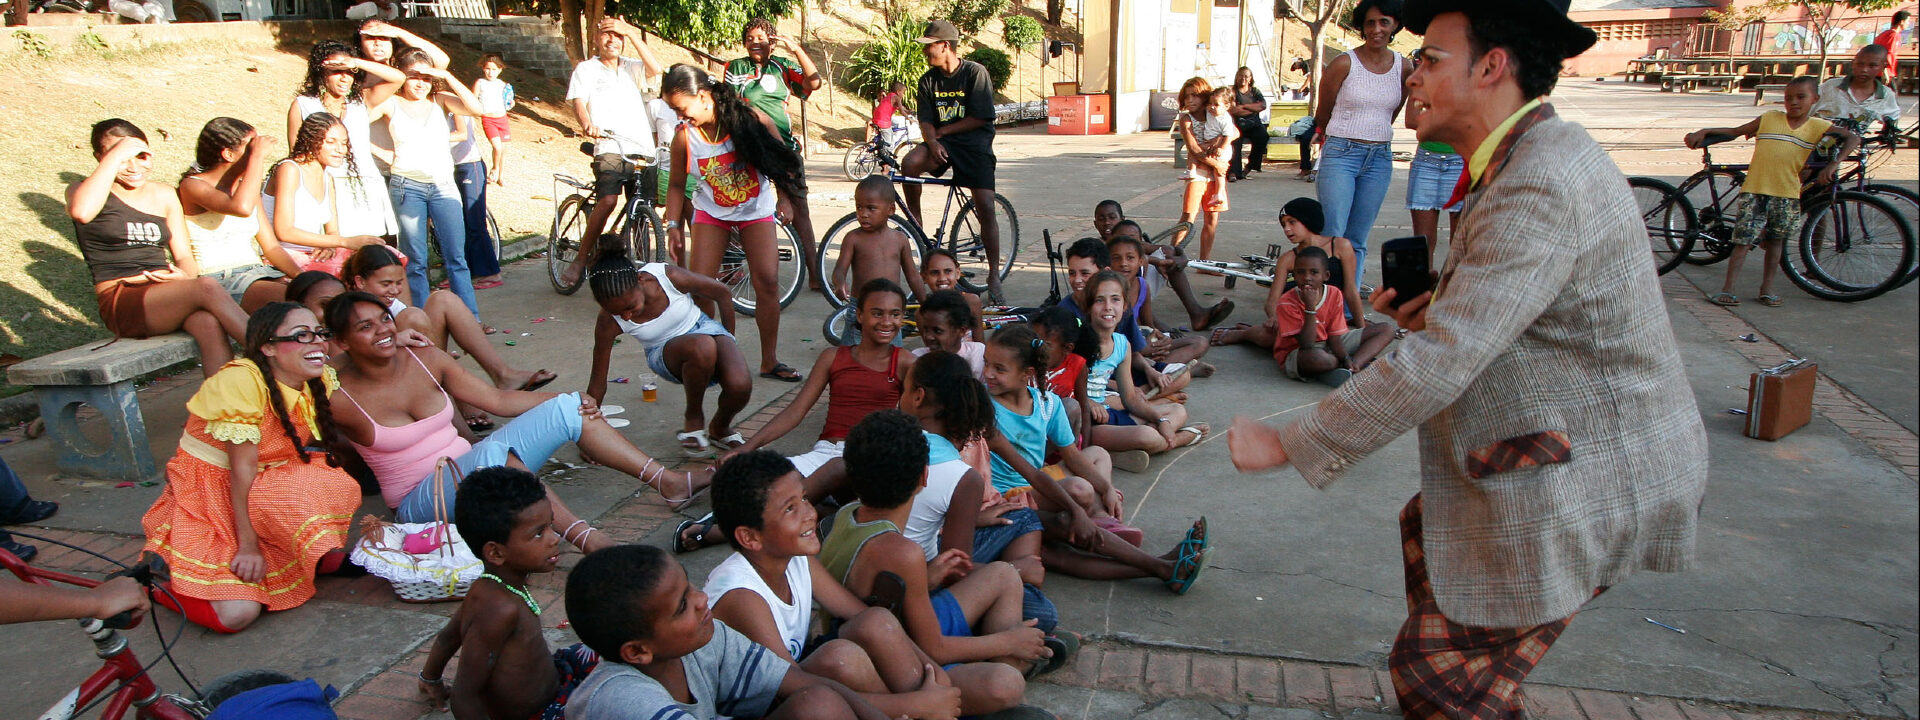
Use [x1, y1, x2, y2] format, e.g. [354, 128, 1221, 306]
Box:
[548, 134, 665, 296]
[814, 148, 1020, 309]
[5, 536, 306, 719]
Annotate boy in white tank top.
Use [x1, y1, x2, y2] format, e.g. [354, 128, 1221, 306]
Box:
[703, 451, 963, 720]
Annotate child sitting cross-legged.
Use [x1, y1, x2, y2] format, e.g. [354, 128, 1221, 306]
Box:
[562, 544, 892, 720]
[1267, 247, 1395, 386]
[418, 466, 596, 719]
[1211, 198, 1365, 350]
[1058, 238, 1188, 401]
[818, 410, 1063, 719]
[703, 451, 964, 720]
[981, 325, 1211, 593]
[1066, 270, 1207, 470]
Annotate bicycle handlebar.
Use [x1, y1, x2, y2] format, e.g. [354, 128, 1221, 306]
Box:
[101, 553, 168, 630]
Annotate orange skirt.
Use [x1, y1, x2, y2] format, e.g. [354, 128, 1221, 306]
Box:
[141, 416, 360, 610]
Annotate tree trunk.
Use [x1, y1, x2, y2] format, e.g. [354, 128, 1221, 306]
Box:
[585, 0, 605, 57]
[559, 0, 584, 63]
[1307, 22, 1326, 114]
[1047, 0, 1062, 24]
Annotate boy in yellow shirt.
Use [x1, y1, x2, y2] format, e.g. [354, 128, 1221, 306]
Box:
[1686, 75, 1857, 307]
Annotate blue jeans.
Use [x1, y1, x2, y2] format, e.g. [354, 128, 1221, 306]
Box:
[1, 457, 28, 546]
[389, 175, 479, 318]
[1316, 136, 1396, 280]
[454, 161, 501, 278]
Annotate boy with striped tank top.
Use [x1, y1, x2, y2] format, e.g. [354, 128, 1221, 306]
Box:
[1687, 76, 1857, 308]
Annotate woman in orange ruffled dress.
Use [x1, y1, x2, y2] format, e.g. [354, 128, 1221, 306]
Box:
[141, 302, 363, 633]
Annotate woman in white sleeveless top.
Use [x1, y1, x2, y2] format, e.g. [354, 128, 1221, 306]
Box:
[1310, 0, 1411, 283]
[367, 49, 487, 319]
[265, 113, 386, 277]
[178, 117, 300, 312]
[286, 40, 403, 240]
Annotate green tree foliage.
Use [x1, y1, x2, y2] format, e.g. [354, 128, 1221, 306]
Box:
[1002, 15, 1043, 50]
[965, 47, 1011, 90]
[608, 0, 799, 49]
[843, 17, 930, 101]
[945, 0, 1010, 34]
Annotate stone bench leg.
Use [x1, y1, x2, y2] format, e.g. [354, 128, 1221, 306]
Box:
[35, 381, 160, 483]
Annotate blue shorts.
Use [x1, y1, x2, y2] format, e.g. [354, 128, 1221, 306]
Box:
[1405, 147, 1466, 212]
[1105, 407, 1137, 426]
[929, 589, 972, 638]
[644, 314, 733, 385]
[394, 393, 583, 523]
[971, 508, 1045, 563]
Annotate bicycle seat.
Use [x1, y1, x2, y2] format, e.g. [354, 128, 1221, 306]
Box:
[1699, 132, 1739, 148]
[579, 141, 596, 157]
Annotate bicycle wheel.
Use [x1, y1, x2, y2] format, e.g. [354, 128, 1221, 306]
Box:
[1863, 183, 1919, 288]
[946, 191, 1020, 293]
[727, 223, 807, 317]
[620, 202, 665, 264]
[1628, 177, 1695, 275]
[486, 208, 503, 262]
[1788, 191, 1915, 302]
[1680, 169, 1743, 265]
[548, 195, 593, 295]
[820, 305, 857, 346]
[816, 212, 926, 309]
[843, 144, 878, 181]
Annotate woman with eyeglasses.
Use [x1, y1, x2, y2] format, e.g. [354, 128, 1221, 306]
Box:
[322, 292, 709, 544]
[288, 40, 403, 241]
[139, 303, 364, 633]
[69, 119, 249, 378]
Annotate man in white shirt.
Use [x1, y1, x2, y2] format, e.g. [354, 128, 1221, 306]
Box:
[1813, 44, 1904, 133]
[563, 16, 662, 286]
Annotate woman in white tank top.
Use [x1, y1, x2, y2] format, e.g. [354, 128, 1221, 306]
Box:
[179, 117, 302, 312]
[266, 113, 384, 278]
[658, 65, 810, 385]
[1311, 0, 1411, 283]
[287, 41, 402, 239]
[368, 49, 487, 320]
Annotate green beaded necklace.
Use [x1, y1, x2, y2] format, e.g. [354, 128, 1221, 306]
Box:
[480, 572, 540, 616]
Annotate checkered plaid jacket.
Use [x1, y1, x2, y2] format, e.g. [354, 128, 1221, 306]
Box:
[1278, 113, 1710, 629]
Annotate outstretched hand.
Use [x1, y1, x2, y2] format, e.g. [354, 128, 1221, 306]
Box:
[1227, 415, 1290, 472]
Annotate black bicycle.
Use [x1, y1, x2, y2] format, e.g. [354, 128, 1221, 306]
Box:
[549, 135, 665, 295]
[814, 145, 1019, 308]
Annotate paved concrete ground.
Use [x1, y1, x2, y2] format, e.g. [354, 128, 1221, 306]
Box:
[1, 81, 1914, 719]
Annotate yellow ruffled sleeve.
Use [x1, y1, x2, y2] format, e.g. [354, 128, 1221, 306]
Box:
[185, 361, 269, 445]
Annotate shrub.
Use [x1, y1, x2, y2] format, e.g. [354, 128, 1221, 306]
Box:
[964, 47, 1010, 90]
[1002, 15, 1043, 50]
[843, 17, 930, 101]
[945, 0, 1009, 34]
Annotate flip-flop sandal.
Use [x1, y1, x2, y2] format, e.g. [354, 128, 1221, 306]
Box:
[473, 279, 505, 290]
[672, 513, 715, 554]
[599, 405, 625, 416]
[1175, 424, 1209, 446]
[464, 414, 496, 433]
[865, 570, 909, 623]
[712, 432, 747, 450]
[1025, 631, 1080, 678]
[1314, 368, 1355, 387]
[759, 363, 803, 382]
[677, 429, 715, 458]
[605, 418, 631, 429]
[1709, 292, 1740, 306]
[1758, 294, 1783, 307]
[1165, 522, 1209, 595]
[517, 370, 558, 392]
[1196, 299, 1235, 331]
[1093, 516, 1145, 547]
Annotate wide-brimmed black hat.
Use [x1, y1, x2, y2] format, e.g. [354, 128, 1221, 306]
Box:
[1402, 0, 1597, 59]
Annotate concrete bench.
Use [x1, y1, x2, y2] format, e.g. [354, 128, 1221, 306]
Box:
[5, 333, 198, 483]
[1752, 83, 1788, 106]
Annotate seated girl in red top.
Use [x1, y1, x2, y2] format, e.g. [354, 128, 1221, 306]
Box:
[1270, 247, 1394, 386]
[69, 119, 250, 377]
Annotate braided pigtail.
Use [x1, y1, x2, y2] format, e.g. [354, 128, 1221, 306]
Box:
[241, 304, 315, 465]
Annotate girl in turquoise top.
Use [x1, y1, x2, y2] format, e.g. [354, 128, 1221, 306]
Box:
[1077, 271, 1206, 459]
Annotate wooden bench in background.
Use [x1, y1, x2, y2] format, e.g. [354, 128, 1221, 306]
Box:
[1752, 83, 1789, 106]
[5, 334, 197, 483]
[1662, 74, 1738, 93]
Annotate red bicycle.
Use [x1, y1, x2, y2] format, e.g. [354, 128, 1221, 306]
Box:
[3, 540, 300, 720]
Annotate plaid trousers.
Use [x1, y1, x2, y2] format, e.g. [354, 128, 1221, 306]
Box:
[1388, 494, 1600, 720]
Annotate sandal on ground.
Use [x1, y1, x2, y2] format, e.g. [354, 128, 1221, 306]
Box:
[1165, 518, 1210, 595]
[1195, 299, 1235, 331]
[759, 363, 803, 382]
[677, 429, 715, 458]
[1313, 368, 1355, 388]
[1709, 292, 1740, 306]
[516, 369, 558, 392]
[1758, 294, 1783, 307]
[1111, 449, 1150, 474]
[464, 414, 496, 433]
[473, 278, 505, 290]
[672, 513, 715, 554]
[1026, 630, 1080, 679]
[1093, 516, 1145, 547]
[1208, 323, 1251, 346]
[711, 432, 747, 451]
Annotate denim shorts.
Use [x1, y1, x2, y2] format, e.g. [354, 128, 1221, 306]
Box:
[644, 314, 734, 384]
[971, 508, 1045, 563]
[394, 393, 584, 523]
[203, 264, 285, 304]
[1405, 147, 1466, 212]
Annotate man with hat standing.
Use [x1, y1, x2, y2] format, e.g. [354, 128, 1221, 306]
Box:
[1227, 1, 1708, 717]
[899, 20, 1007, 303]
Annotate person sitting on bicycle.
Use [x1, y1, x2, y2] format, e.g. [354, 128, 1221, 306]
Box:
[660, 64, 809, 383]
[559, 16, 663, 288]
[1813, 44, 1903, 135]
[832, 175, 930, 305]
[585, 246, 755, 458]
[870, 80, 908, 146]
[901, 20, 1007, 304]
[1688, 75, 1859, 308]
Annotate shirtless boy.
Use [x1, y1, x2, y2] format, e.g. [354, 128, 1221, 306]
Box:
[833, 175, 930, 302]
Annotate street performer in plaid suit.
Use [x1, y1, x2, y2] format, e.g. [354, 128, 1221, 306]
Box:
[1227, 0, 1709, 717]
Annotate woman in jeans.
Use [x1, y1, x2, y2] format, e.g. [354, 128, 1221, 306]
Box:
[369, 49, 484, 316]
[1310, 0, 1409, 285]
[1227, 67, 1270, 181]
[1403, 93, 1464, 261]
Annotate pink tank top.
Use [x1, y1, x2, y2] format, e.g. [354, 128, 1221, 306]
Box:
[336, 350, 470, 508]
[1326, 50, 1404, 143]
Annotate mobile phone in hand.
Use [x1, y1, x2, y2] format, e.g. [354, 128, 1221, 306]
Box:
[1379, 236, 1432, 309]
